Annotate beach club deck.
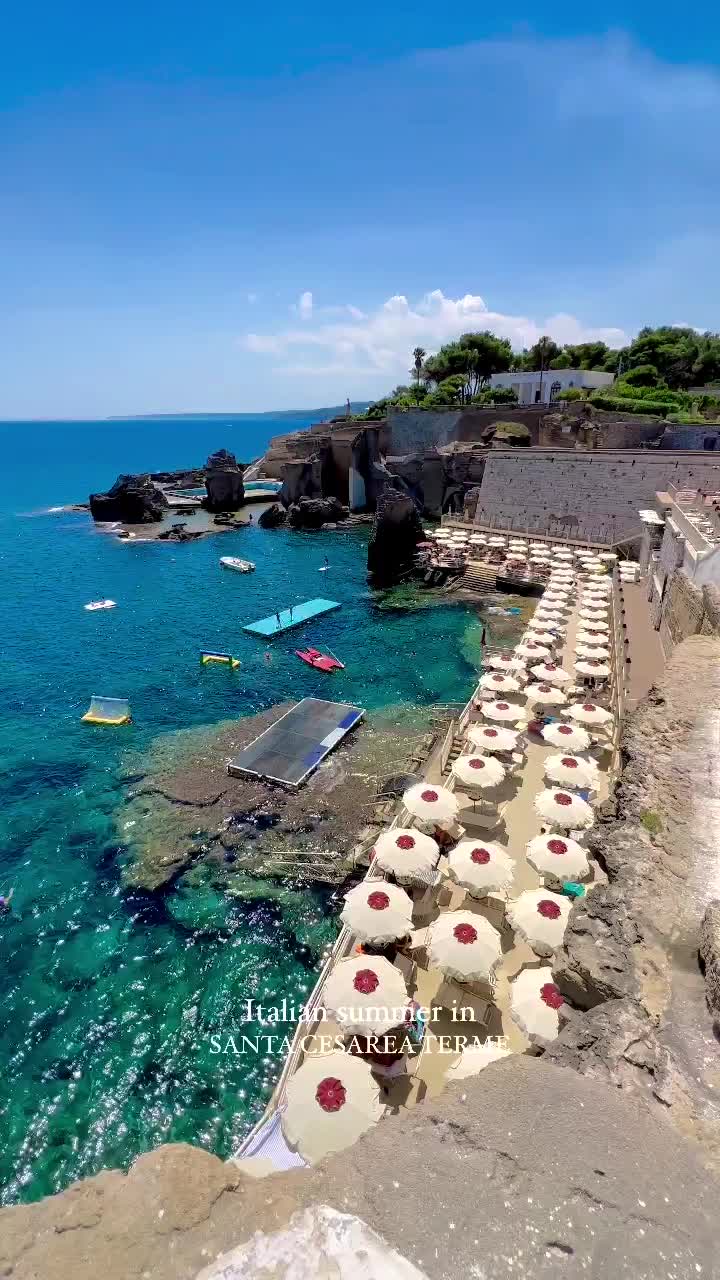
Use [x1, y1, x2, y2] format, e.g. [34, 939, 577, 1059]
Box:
[228, 697, 364, 788]
[235, 550, 633, 1174]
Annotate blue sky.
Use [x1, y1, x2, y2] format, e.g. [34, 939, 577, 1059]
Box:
[1, 3, 719, 417]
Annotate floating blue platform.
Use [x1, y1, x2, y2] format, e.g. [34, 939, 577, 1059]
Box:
[228, 697, 364, 787]
[243, 598, 341, 637]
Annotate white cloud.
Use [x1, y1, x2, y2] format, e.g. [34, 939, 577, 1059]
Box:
[298, 290, 313, 318]
[241, 289, 629, 378]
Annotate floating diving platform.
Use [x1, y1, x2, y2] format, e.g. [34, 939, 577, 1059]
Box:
[82, 696, 131, 725]
[228, 697, 364, 788]
[243, 598, 340, 637]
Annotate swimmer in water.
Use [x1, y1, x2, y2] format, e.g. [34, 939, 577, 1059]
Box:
[0, 888, 14, 913]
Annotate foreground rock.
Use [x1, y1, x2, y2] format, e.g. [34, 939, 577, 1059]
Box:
[699, 899, 720, 1018]
[157, 522, 204, 542]
[89, 474, 167, 523]
[2, 1058, 717, 1280]
[203, 450, 245, 512]
[550, 634, 720, 1169]
[367, 487, 424, 585]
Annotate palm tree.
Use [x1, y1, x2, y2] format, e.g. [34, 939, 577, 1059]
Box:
[412, 347, 426, 402]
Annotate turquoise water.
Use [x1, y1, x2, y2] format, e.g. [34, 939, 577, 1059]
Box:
[0, 416, 485, 1204]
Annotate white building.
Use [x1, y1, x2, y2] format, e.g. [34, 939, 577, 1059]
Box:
[489, 368, 614, 406]
[641, 488, 720, 632]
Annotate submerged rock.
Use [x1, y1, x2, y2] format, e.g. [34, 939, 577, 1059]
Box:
[89, 473, 167, 523]
[367, 487, 424, 585]
[157, 522, 204, 542]
[203, 450, 246, 512]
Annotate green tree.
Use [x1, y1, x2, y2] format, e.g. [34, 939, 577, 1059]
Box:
[562, 341, 610, 370]
[411, 347, 427, 401]
[527, 336, 562, 371]
[620, 363, 661, 388]
[472, 386, 518, 405]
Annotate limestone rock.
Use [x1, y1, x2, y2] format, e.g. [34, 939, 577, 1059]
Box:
[157, 522, 204, 542]
[3, 1060, 718, 1280]
[195, 1206, 427, 1279]
[258, 503, 288, 528]
[553, 883, 643, 1008]
[203, 450, 245, 512]
[287, 496, 349, 530]
[367, 487, 424, 585]
[89, 474, 167, 523]
[699, 898, 720, 1017]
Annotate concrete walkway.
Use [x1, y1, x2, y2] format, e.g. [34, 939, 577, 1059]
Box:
[620, 580, 665, 709]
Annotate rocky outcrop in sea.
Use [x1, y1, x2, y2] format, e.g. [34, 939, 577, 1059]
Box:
[202, 450, 246, 512]
[367, 487, 425, 585]
[89, 473, 168, 523]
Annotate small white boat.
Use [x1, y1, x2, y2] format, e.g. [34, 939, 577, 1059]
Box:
[84, 599, 117, 611]
[220, 557, 256, 574]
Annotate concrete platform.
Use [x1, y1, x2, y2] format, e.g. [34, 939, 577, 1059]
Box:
[228, 697, 363, 787]
[243, 598, 340, 637]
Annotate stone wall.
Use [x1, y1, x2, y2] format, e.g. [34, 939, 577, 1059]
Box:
[474, 450, 720, 542]
[657, 570, 720, 652]
[660, 425, 720, 450]
[386, 405, 551, 452]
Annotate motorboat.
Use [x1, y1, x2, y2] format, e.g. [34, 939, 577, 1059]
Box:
[84, 599, 117, 611]
[220, 557, 256, 573]
[295, 647, 344, 672]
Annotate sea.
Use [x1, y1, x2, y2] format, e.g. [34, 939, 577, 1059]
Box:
[0, 414, 494, 1204]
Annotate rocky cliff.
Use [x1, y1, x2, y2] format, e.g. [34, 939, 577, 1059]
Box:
[2, 1058, 716, 1280]
[366, 487, 425, 584]
[548, 634, 720, 1170]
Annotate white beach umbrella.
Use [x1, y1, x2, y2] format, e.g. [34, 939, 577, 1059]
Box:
[578, 619, 610, 635]
[453, 753, 506, 790]
[566, 701, 614, 727]
[576, 630, 609, 647]
[482, 699, 525, 723]
[371, 828, 439, 885]
[526, 832, 590, 881]
[447, 838, 514, 897]
[580, 591, 610, 606]
[322, 955, 409, 1036]
[575, 644, 610, 661]
[544, 753, 598, 788]
[529, 662, 572, 686]
[542, 590, 571, 604]
[554, 550, 574, 562]
[488, 536, 506, 547]
[282, 1051, 383, 1163]
[530, 551, 551, 562]
[478, 671, 522, 695]
[467, 724, 519, 753]
[534, 608, 565, 624]
[510, 967, 566, 1043]
[526, 682, 567, 707]
[575, 659, 611, 680]
[446, 1040, 512, 1079]
[534, 787, 594, 830]
[540, 721, 591, 751]
[599, 552, 618, 563]
[484, 652, 527, 674]
[579, 607, 608, 622]
[526, 619, 561, 636]
[530, 541, 548, 551]
[428, 910, 502, 983]
[340, 882, 413, 944]
[507, 889, 571, 957]
[515, 641, 551, 660]
[402, 782, 459, 825]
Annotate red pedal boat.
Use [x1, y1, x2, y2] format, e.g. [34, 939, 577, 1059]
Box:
[295, 647, 345, 672]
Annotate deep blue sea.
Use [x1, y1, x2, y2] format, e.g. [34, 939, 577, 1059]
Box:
[0, 414, 489, 1203]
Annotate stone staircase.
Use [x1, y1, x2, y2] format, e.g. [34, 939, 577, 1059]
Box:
[448, 560, 498, 594]
[441, 730, 466, 779]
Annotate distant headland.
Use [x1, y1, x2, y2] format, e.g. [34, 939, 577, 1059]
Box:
[106, 403, 370, 421]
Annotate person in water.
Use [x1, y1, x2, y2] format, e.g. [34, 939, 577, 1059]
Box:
[275, 610, 282, 628]
[0, 888, 14, 913]
[263, 650, 272, 666]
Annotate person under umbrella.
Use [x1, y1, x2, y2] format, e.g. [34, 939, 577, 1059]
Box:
[534, 787, 594, 831]
[543, 752, 598, 790]
[428, 910, 502, 984]
[526, 832, 590, 882]
[507, 889, 571, 957]
[540, 720, 591, 751]
[340, 882, 413, 945]
[510, 966, 566, 1044]
[322, 955, 409, 1036]
[282, 1051, 383, 1163]
[371, 828, 440, 886]
[447, 838, 514, 898]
